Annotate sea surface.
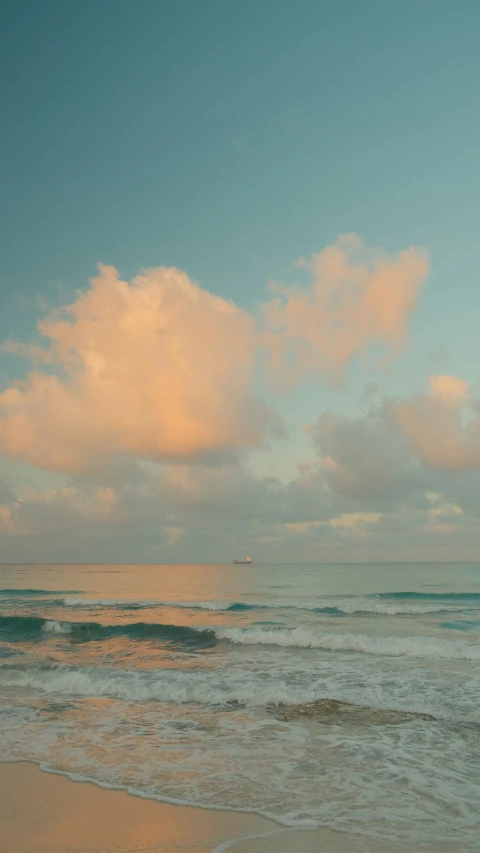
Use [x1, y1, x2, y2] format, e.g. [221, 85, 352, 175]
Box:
[1, 562, 479, 849]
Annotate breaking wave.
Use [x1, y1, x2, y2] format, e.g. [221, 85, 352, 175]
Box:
[0, 662, 475, 721]
[217, 626, 480, 660]
[1, 615, 479, 661]
[0, 616, 216, 649]
[0, 662, 317, 706]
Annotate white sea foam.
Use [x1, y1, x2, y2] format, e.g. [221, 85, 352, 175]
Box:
[1, 660, 479, 723]
[43, 620, 72, 634]
[1, 665, 479, 849]
[217, 627, 480, 660]
[0, 664, 323, 707]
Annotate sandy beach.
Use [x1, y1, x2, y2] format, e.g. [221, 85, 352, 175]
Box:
[1, 761, 459, 853]
[0, 762, 410, 853]
[0, 761, 275, 853]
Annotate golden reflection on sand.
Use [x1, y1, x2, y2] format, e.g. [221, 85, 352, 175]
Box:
[0, 762, 274, 852]
[0, 761, 466, 853]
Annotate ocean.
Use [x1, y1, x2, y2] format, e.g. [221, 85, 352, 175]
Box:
[1, 561, 479, 849]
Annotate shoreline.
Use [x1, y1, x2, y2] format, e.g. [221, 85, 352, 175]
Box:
[0, 760, 276, 852]
[0, 760, 464, 853]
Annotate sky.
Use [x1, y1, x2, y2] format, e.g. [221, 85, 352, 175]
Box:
[1, 0, 480, 563]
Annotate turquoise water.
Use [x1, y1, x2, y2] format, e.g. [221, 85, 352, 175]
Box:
[1, 562, 479, 848]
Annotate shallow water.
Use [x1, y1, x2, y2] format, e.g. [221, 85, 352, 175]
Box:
[1, 561, 479, 848]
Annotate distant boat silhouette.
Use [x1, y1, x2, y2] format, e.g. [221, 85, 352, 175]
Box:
[233, 556, 252, 564]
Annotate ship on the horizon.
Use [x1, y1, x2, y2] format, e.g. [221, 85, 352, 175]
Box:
[233, 556, 252, 564]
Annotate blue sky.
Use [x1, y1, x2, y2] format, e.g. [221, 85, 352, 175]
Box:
[1, 1, 480, 562]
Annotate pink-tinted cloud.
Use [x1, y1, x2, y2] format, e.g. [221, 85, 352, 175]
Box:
[0, 265, 272, 472]
[396, 375, 480, 471]
[261, 233, 428, 388]
[0, 236, 428, 475]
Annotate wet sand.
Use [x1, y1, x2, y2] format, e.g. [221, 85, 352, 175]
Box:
[0, 761, 274, 852]
[0, 761, 456, 853]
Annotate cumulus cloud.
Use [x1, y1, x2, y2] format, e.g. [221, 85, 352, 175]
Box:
[261, 233, 428, 389]
[0, 482, 123, 538]
[2, 441, 480, 562]
[0, 264, 271, 472]
[308, 375, 480, 504]
[308, 405, 421, 502]
[396, 374, 480, 471]
[0, 235, 428, 477]
[295, 383, 480, 555]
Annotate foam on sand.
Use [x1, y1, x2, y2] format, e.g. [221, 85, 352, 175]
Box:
[1, 761, 462, 853]
[0, 761, 274, 853]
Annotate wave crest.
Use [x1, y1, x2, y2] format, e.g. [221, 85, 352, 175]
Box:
[2, 615, 479, 660]
[61, 596, 473, 617]
[0, 616, 216, 649]
[0, 662, 474, 722]
[217, 627, 480, 660]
